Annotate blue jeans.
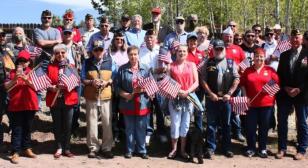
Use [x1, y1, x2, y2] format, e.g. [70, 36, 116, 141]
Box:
[277, 100, 308, 154]
[72, 85, 82, 133]
[50, 97, 74, 151]
[124, 114, 147, 154]
[194, 89, 204, 131]
[9, 111, 35, 153]
[206, 100, 232, 152]
[146, 95, 166, 136]
[246, 107, 272, 152]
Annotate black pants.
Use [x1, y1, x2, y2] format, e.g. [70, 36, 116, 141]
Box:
[9, 111, 35, 153]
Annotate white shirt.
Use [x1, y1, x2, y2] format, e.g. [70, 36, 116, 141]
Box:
[66, 48, 75, 65]
[139, 45, 160, 70]
[263, 40, 278, 70]
[79, 26, 100, 48]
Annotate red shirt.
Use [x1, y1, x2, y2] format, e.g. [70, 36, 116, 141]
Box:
[240, 66, 279, 107]
[170, 61, 196, 91]
[209, 44, 245, 65]
[187, 49, 205, 65]
[46, 63, 78, 107]
[8, 68, 39, 112]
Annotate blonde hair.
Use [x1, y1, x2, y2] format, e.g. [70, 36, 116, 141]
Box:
[13, 27, 28, 45]
[195, 26, 209, 36]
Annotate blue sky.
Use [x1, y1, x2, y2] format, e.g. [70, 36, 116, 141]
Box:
[0, 0, 100, 24]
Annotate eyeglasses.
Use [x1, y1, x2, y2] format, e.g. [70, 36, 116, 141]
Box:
[254, 29, 261, 33]
[63, 31, 72, 36]
[100, 24, 109, 28]
[214, 48, 224, 51]
[93, 48, 104, 52]
[266, 33, 274, 36]
[229, 25, 236, 27]
[42, 17, 52, 20]
[65, 19, 73, 21]
[176, 20, 184, 24]
[55, 51, 66, 55]
[115, 38, 124, 41]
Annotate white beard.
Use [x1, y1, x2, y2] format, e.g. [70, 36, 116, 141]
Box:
[214, 48, 226, 60]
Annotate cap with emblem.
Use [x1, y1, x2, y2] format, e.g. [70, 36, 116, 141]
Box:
[213, 39, 225, 48]
[273, 24, 281, 30]
[151, 7, 161, 14]
[187, 32, 198, 40]
[291, 29, 301, 36]
[92, 40, 104, 51]
[175, 16, 185, 21]
[63, 10, 74, 19]
[85, 14, 93, 20]
[121, 14, 130, 21]
[41, 10, 52, 17]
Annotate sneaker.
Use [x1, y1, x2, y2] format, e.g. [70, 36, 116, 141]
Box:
[159, 135, 168, 143]
[88, 151, 97, 158]
[23, 148, 37, 158]
[244, 150, 255, 158]
[294, 152, 305, 160]
[235, 134, 245, 142]
[101, 151, 114, 159]
[204, 150, 214, 159]
[224, 151, 234, 158]
[10, 153, 19, 164]
[258, 150, 268, 158]
[145, 135, 151, 146]
[124, 152, 132, 159]
[140, 153, 149, 159]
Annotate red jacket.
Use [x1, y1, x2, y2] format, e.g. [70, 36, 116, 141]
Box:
[46, 63, 78, 107]
[209, 44, 245, 65]
[8, 68, 39, 112]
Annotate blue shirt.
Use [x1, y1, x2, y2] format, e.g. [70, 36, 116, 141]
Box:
[163, 31, 189, 50]
[86, 31, 114, 52]
[124, 28, 146, 47]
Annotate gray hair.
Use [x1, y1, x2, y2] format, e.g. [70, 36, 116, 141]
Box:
[131, 14, 142, 22]
[13, 27, 28, 45]
[53, 44, 68, 53]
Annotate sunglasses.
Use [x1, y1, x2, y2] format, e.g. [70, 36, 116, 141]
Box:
[65, 19, 73, 21]
[93, 48, 104, 52]
[266, 33, 274, 36]
[246, 35, 255, 38]
[55, 51, 66, 55]
[42, 16, 52, 20]
[229, 25, 236, 27]
[234, 38, 242, 41]
[254, 29, 261, 33]
[176, 20, 184, 24]
[214, 47, 224, 51]
[63, 31, 72, 36]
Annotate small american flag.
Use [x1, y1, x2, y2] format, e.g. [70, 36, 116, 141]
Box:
[197, 57, 208, 72]
[262, 79, 280, 97]
[158, 75, 181, 99]
[238, 58, 250, 71]
[171, 40, 180, 50]
[274, 40, 292, 55]
[29, 66, 51, 91]
[59, 67, 80, 92]
[25, 45, 43, 58]
[158, 52, 172, 63]
[138, 74, 159, 97]
[229, 96, 249, 115]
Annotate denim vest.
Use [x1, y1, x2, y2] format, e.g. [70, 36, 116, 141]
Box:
[117, 62, 150, 111]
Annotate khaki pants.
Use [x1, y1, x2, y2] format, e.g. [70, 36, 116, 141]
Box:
[86, 99, 113, 152]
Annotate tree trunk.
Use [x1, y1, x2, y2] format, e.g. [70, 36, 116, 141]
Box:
[275, 0, 280, 24]
[285, 0, 291, 34]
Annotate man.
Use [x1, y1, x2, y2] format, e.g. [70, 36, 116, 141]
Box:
[58, 10, 82, 45]
[79, 14, 100, 48]
[87, 16, 114, 52]
[303, 31, 308, 49]
[228, 20, 238, 33]
[201, 39, 240, 159]
[139, 30, 167, 144]
[252, 24, 264, 47]
[116, 14, 131, 34]
[241, 30, 259, 61]
[34, 10, 62, 70]
[0, 29, 7, 150]
[62, 28, 88, 137]
[143, 7, 173, 44]
[124, 14, 146, 47]
[263, 27, 278, 70]
[163, 16, 188, 50]
[185, 14, 198, 33]
[81, 38, 116, 159]
[276, 29, 308, 160]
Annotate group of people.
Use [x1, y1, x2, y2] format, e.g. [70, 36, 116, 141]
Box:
[0, 6, 307, 165]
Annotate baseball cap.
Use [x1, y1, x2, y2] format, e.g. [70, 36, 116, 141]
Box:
[121, 14, 130, 21]
[92, 40, 104, 51]
[151, 7, 161, 14]
[41, 10, 52, 17]
[213, 39, 225, 48]
[187, 32, 198, 40]
[85, 14, 94, 20]
[291, 29, 301, 36]
[17, 50, 30, 61]
[175, 16, 185, 21]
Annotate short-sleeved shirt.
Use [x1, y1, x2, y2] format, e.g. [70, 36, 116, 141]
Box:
[240, 66, 279, 107]
[170, 61, 196, 91]
[79, 27, 100, 48]
[163, 31, 189, 50]
[87, 31, 114, 52]
[187, 49, 205, 65]
[139, 45, 160, 70]
[124, 28, 146, 47]
[209, 44, 245, 65]
[34, 27, 61, 55]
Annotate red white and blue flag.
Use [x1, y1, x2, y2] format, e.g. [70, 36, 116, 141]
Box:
[229, 96, 249, 115]
[158, 75, 181, 99]
[262, 79, 280, 97]
[25, 45, 43, 58]
[59, 67, 80, 92]
[29, 66, 51, 91]
[138, 75, 159, 97]
[238, 58, 250, 71]
[197, 57, 208, 72]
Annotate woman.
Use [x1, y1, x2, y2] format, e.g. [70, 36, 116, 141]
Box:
[240, 48, 279, 158]
[117, 46, 150, 159]
[195, 26, 210, 52]
[5, 50, 38, 164]
[108, 31, 129, 143]
[168, 45, 199, 159]
[46, 44, 78, 159]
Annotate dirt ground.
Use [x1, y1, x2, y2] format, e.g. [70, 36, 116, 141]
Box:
[0, 99, 308, 168]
